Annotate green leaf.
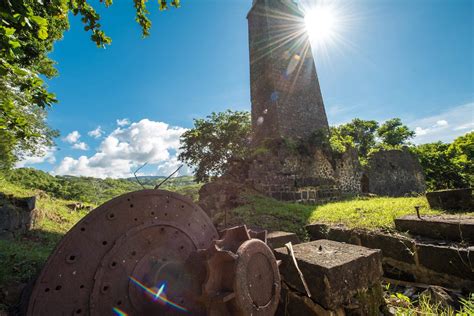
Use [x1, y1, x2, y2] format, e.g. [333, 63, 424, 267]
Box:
[8, 40, 21, 49]
[3, 27, 16, 36]
[12, 67, 28, 76]
[31, 15, 48, 27]
[159, 0, 168, 11]
[38, 28, 48, 40]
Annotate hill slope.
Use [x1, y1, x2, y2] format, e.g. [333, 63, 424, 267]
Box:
[6, 168, 201, 204]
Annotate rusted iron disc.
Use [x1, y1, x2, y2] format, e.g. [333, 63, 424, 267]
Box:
[233, 239, 281, 315]
[26, 190, 218, 316]
[201, 226, 281, 316]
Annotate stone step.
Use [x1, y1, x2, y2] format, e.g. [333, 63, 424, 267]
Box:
[394, 215, 474, 243]
[266, 231, 300, 249]
[305, 223, 474, 291]
[426, 188, 473, 212]
[274, 239, 383, 311]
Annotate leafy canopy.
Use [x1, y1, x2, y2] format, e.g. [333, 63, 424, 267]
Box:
[412, 132, 473, 191]
[0, 0, 179, 170]
[179, 111, 252, 183]
[336, 119, 379, 158]
[376, 118, 415, 147]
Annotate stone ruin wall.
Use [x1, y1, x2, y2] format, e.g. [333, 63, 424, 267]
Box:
[365, 148, 426, 196]
[247, 145, 363, 203]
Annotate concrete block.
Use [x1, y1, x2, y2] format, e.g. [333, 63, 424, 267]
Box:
[274, 240, 383, 310]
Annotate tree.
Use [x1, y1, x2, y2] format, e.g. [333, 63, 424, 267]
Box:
[377, 118, 415, 147]
[447, 131, 473, 187]
[0, 75, 59, 170]
[179, 111, 251, 183]
[335, 119, 379, 158]
[413, 142, 468, 191]
[1, 0, 180, 170]
[328, 127, 355, 154]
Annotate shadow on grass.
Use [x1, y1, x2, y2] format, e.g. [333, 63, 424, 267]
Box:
[0, 229, 66, 314]
[229, 195, 315, 240]
[0, 229, 64, 293]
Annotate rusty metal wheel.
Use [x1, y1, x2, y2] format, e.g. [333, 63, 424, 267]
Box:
[26, 190, 218, 316]
[201, 226, 281, 316]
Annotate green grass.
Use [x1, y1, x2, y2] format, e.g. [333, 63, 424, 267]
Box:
[230, 195, 314, 238]
[0, 178, 88, 288]
[387, 291, 474, 316]
[232, 194, 473, 239]
[309, 195, 442, 229]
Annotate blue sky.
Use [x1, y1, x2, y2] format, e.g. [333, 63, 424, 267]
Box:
[20, 0, 473, 178]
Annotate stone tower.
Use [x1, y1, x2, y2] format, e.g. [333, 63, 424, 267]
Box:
[248, 0, 329, 144]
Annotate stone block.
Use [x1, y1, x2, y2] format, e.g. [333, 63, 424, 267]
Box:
[271, 192, 282, 200]
[281, 192, 295, 201]
[274, 240, 383, 310]
[426, 188, 473, 211]
[416, 243, 474, 281]
[294, 192, 302, 200]
[356, 231, 416, 264]
[395, 215, 474, 243]
[327, 227, 359, 245]
[276, 283, 343, 316]
[267, 231, 300, 249]
[306, 223, 329, 240]
[0, 194, 37, 239]
[301, 191, 308, 200]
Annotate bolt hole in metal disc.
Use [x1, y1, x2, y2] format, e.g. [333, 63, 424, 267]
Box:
[26, 190, 218, 316]
[233, 239, 281, 315]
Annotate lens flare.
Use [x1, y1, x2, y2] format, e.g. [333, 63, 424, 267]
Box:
[129, 276, 188, 313]
[112, 307, 128, 316]
[304, 5, 337, 44]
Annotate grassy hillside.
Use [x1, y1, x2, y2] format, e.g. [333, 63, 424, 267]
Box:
[6, 168, 201, 204]
[0, 178, 89, 311]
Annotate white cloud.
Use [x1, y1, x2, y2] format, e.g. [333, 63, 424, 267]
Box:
[116, 118, 131, 127]
[414, 127, 429, 136]
[435, 120, 448, 127]
[16, 147, 56, 168]
[156, 156, 193, 177]
[409, 102, 473, 144]
[72, 142, 89, 151]
[88, 126, 103, 139]
[454, 122, 474, 131]
[63, 131, 81, 144]
[54, 119, 189, 178]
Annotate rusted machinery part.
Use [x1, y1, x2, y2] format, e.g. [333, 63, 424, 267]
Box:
[200, 226, 281, 316]
[26, 190, 218, 316]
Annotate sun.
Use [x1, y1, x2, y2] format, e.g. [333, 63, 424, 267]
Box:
[304, 5, 339, 45]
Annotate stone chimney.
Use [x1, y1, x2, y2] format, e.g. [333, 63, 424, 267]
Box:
[248, 0, 329, 144]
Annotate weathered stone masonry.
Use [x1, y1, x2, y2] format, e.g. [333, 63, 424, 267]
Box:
[248, 0, 329, 144]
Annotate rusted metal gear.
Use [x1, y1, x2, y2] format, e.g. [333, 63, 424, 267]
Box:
[26, 190, 218, 316]
[200, 226, 281, 316]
